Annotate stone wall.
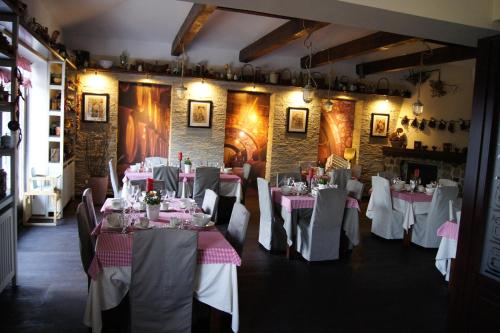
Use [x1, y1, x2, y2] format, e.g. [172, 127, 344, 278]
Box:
[76, 73, 325, 195]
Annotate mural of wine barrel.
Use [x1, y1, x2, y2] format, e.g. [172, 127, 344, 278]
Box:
[117, 82, 171, 180]
[224, 91, 270, 186]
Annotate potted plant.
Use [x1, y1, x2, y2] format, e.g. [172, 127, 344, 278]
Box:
[317, 161, 325, 176]
[316, 175, 330, 189]
[144, 190, 161, 220]
[183, 157, 192, 173]
[85, 130, 109, 205]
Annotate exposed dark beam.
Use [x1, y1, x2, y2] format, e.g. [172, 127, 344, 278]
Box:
[239, 19, 328, 63]
[217, 6, 294, 20]
[356, 45, 477, 76]
[300, 32, 417, 69]
[171, 3, 216, 56]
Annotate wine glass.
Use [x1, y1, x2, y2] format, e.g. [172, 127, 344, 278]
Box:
[410, 179, 416, 192]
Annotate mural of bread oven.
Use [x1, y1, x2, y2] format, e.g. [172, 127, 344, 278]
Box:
[224, 91, 270, 185]
[317, 99, 356, 165]
[117, 82, 171, 179]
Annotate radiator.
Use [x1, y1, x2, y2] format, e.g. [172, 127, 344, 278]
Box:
[0, 208, 15, 292]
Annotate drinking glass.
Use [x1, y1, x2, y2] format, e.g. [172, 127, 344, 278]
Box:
[410, 179, 416, 192]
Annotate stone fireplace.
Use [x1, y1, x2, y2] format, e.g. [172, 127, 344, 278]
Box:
[382, 147, 466, 186]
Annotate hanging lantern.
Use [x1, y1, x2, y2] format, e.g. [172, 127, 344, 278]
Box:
[412, 99, 424, 115]
[302, 83, 314, 103]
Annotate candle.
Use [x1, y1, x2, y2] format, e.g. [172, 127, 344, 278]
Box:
[146, 178, 154, 192]
[414, 168, 420, 178]
[449, 200, 454, 221]
[178, 152, 183, 161]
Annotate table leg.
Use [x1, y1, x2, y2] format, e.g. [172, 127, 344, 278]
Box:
[403, 228, 412, 247]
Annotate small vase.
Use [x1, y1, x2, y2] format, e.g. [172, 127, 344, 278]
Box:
[184, 165, 192, 173]
[146, 204, 160, 221]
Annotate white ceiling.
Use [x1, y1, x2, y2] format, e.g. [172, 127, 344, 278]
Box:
[35, 0, 476, 74]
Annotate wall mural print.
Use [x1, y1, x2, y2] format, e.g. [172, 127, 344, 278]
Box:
[117, 82, 171, 179]
[224, 91, 270, 184]
[317, 99, 356, 164]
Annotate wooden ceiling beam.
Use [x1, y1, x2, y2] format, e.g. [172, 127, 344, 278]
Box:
[356, 45, 477, 76]
[217, 6, 294, 20]
[171, 3, 216, 56]
[300, 31, 417, 69]
[239, 19, 328, 63]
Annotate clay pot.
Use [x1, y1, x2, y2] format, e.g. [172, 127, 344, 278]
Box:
[88, 176, 109, 205]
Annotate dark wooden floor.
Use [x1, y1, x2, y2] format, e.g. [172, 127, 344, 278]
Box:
[0, 189, 449, 332]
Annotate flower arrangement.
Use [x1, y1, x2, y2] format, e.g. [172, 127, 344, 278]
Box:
[184, 157, 192, 165]
[316, 175, 330, 185]
[144, 190, 161, 206]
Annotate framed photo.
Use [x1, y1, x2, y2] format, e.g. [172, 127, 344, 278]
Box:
[370, 113, 390, 137]
[286, 107, 309, 133]
[188, 100, 213, 128]
[82, 93, 109, 123]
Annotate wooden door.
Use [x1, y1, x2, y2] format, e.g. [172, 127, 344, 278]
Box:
[449, 35, 500, 331]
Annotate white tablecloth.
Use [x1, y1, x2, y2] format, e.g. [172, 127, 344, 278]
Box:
[181, 181, 242, 202]
[392, 198, 431, 231]
[84, 263, 239, 332]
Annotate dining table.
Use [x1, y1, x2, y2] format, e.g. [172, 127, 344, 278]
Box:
[391, 190, 433, 231]
[270, 188, 361, 248]
[84, 198, 241, 333]
[123, 169, 243, 202]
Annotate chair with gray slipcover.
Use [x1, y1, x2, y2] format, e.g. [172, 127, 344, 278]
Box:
[153, 165, 180, 196]
[226, 202, 251, 256]
[241, 162, 252, 203]
[257, 177, 286, 251]
[193, 167, 220, 208]
[295, 188, 347, 261]
[144, 156, 168, 168]
[202, 189, 219, 223]
[346, 179, 364, 201]
[412, 186, 459, 248]
[366, 176, 405, 239]
[438, 178, 458, 187]
[82, 188, 98, 248]
[76, 202, 94, 288]
[130, 229, 197, 333]
[330, 168, 351, 190]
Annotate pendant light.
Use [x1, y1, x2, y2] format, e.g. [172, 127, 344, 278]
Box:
[302, 28, 315, 103]
[175, 44, 188, 99]
[323, 51, 333, 112]
[412, 49, 425, 116]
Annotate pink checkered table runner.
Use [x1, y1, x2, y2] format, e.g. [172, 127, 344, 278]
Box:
[88, 211, 241, 279]
[271, 187, 360, 213]
[101, 197, 189, 213]
[124, 170, 241, 183]
[391, 190, 433, 203]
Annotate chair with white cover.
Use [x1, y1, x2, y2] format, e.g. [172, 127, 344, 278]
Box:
[346, 179, 364, 200]
[330, 168, 351, 190]
[76, 202, 94, 288]
[153, 165, 180, 196]
[193, 167, 220, 208]
[366, 176, 405, 239]
[412, 186, 459, 248]
[108, 159, 121, 198]
[144, 156, 168, 168]
[202, 189, 219, 223]
[226, 202, 251, 256]
[296, 188, 347, 261]
[276, 171, 301, 187]
[130, 229, 197, 333]
[438, 179, 458, 187]
[257, 177, 287, 251]
[82, 188, 98, 248]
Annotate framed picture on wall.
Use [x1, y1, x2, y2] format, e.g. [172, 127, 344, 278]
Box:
[82, 93, 109, 123]
[370, 113, 390, 137]
[286, 107, 309, 133]
[188, 100, 213, 128]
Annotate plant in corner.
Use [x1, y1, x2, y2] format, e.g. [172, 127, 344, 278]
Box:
[144, 190, 161, 220]
[85, 128, 110, 205]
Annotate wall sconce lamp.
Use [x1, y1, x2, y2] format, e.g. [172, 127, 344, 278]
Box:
[343, 148, 356, 169]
